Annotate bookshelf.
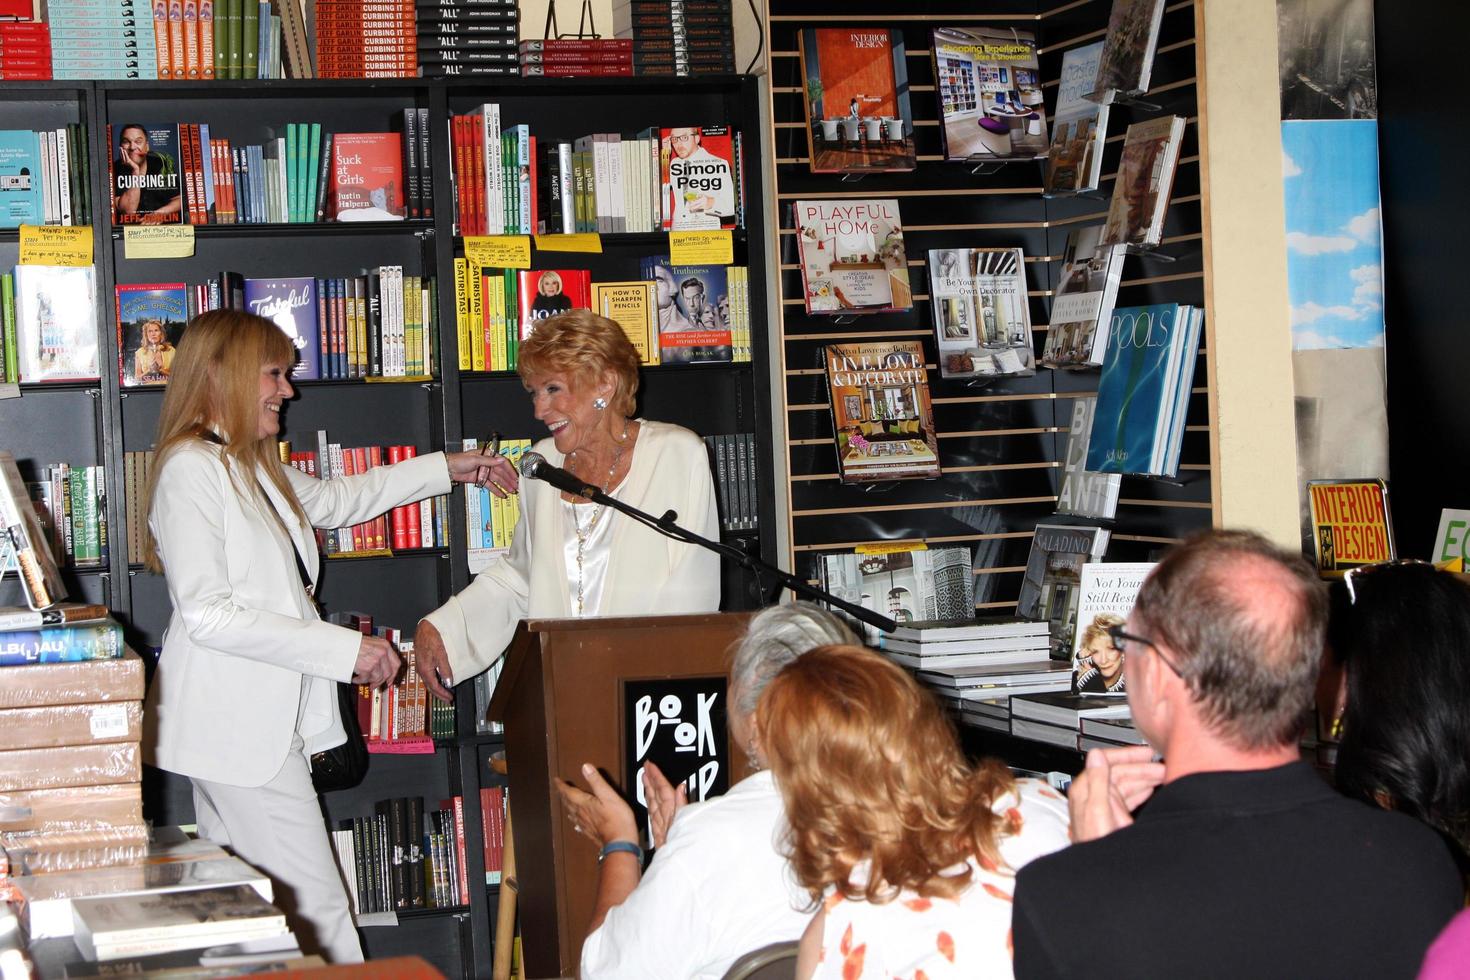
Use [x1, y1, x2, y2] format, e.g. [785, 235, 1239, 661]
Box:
[0, 75, 775, 978]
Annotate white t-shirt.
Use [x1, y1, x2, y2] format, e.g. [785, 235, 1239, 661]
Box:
[580, 770, 810, 980]
[812, 778, 1072, 979]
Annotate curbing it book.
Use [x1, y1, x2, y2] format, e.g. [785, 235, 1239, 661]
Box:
[824, 340, 939, 484]
[109, 123, 183, 225]
[1307, 478, 1394, 576]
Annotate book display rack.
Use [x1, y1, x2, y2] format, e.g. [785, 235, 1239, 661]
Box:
[0, 74, 775, 978]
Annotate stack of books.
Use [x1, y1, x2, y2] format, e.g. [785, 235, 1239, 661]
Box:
[1079, 715, 1147, 752]
[519, 38, 631, 78]
[1009, 692, 1134, 750]
[418, 0, 518, 77]
[329, 795, 471, 915]
[316, 0, 417, 79]
[0, 20, 50, 80]
[48, 0, 156, 80]
[612, 0, 735, 77]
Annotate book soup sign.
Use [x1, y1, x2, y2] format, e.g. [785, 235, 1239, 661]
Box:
[622, 677, 729, 839]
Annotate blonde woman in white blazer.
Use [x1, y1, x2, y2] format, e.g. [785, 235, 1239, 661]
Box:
[141, 310, 509, 963]
[414, 309, 721, 701]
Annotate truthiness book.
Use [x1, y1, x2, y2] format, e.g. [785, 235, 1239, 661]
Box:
[640, 256, 732, 364]
[824, 340, 939, 484]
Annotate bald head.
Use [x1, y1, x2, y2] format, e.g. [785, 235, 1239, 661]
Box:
[1132, 530, 1327, 750]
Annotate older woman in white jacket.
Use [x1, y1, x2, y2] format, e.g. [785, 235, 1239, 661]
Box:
[414, 309, 721, 701]
[142, 309, 509, 962]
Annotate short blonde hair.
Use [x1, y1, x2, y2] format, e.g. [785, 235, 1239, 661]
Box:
[516, 309, 640, 417]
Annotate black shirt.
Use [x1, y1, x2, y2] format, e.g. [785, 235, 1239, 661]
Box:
[1013, 762, 1462, 979]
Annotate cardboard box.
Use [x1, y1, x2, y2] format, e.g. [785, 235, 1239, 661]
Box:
[0, 702, 142, 750]
[0, 652, 144, 709]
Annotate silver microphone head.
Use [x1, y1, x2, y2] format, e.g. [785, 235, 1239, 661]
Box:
[519, 451, 546, 478]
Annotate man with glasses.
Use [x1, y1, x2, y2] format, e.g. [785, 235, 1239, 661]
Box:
[1012, 530, 1462, 979]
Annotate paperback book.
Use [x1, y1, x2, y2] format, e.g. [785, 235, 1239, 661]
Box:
[116, 283, 189, 387]
[516, 268, 591, 341]
[1306, 478, 1394, 576]
[109, 123, 183, 225]
[594, 280, 657, 364]
[242, 276, 321, 380]
[1087, 0, 1168, 105]
[1040, 226, 1126, 369]
[1017, 522, 1111, 660]
[0, 130, 43, 228]
[824, 340, 940, 484]
[1100, 115, 1186, 248]
[641, 257, 733, 364]
[1056, 396, 1122, 520]
[820, 546, 975, 642]
[1071, 561, 1155, 694]
[931, 26, 1047, 162]
[331, 132, 405, 221]
[1045, 41, 1109, 195]
[794, 198, 910, 315]
[797, 27, 917, 174]
[13, 264, 100, 382]
[660, 125, 738, 230]
[927, 246, 1034, 379]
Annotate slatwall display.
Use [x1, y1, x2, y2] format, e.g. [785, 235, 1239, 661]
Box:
[766, 0, 1213, 609]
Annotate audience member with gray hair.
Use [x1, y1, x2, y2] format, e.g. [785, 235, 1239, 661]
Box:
[555, 602, 858, 980]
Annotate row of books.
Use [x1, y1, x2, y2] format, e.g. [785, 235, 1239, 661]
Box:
[481, 785, 507, 885]
[0, 126, 95, 228]
[705, 433, 759, 533]
[329, 614, 456, 747]
[517, 37, 631, 79]
[22, 462, 109, 571]
[462, 436, 529, 573]
[416, 0, 520, 79]
[330, 796, 468, 915]
[611, 0, 737, 77]
[286, 437, 451, 556]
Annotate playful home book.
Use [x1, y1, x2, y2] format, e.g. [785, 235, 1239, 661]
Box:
[639, 256, 733, 364]
[927, 246, 1034, 379]
[797, 27, 917, 174]
[516, 268, 592, 340]
[1307, 478, 1395, 576]
[109, 123, 183, 225]
[661, 125, 738, 231]
[824, 340, 940, 484]
[1071, 561, 1155, 694]
[1017, 523, 1111, 660]
[13, 264, 99, 383]
[116, 283, 189, 387]
[931, 26, 1047, 162]
[1101, 115, 1186, 248]
[331, 133, 405, 221]
[1087, 0, 1168, 104]
[242, 276, 321, 379]
[0, 130, 43, 228]
[1042, 226, 1127, 369]
[1045, 41, 1110, 195]
[794, 198, 910, 315]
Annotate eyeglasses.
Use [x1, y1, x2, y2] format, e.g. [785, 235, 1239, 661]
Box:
[1342, 558, 1435, 605]
[1105, 624, 1184, 678]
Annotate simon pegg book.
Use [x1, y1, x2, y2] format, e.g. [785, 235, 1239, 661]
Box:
[660, 125, 738, 231]
[824, 340, 939, 484]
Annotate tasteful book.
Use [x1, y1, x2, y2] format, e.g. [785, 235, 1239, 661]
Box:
[109, 123, 183, 225]
[516, 268, 591, 341]
[1307, 478, 1395, 576]
[331, 132, 405, 221]
[797, 27, 917, 174]
[0, 130, 43, 228]
[1100, 115, 1186, 248]
[1041, 226, 1127, 369]
[1086, 303, 1202, 477]
[14, 264, 100, 383]
[1016, 522, 1111, 660]
[1045, 42, 1110, 195]
[1071, 561, 1155, 694]
[116, 283, 189, 387]
[794, 199, 910, 315]
[821, 546, 975, 642]
[927, 246, 1033, 379]
[1056, 396, 1122, 520]
[931, 26, 1047, 162]
[824, 340, 940, 484]
[0, 450, 66, 609]
[639, 257, 732, 364]
[1087, 0, 1168, 105]
[242, 276, 321, 380]
[660, 125, 738, 231]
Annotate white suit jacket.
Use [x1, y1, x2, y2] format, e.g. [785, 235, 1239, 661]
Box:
[143, 440, 452, 788]
[422, 420, 720, 684]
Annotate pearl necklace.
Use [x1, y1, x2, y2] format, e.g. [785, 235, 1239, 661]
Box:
[566, 433, 628, 617]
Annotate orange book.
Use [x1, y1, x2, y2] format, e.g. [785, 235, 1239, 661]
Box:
[151, 0, 171, 79]
[167, 0, 185, 82]
[182, 0, 201, 80]
[198, 0, 215, 80]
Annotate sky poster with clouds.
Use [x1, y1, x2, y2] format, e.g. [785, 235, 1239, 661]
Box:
[1280, 119, 1385, 350]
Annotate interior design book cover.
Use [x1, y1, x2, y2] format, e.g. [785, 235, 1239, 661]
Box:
[797, 27, 916, 174]
[824, 340, 939, 484]
[927, 246, 1034, 379]
[931, 26, 1047, 162]
[794, 199, 909, 315]
[821, 546, 975, 643]
[1017, 523, 1111, 660]
[1056, 396, 1122, 520]
[1087, 0, 1167, 104]
[1041, 226, 1127, 369]
[1086, 303, 1200, 476]
[1100, 115, 1185, 248]
[1045, 41, 1110, 194]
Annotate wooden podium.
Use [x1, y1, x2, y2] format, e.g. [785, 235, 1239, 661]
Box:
[486, 611, 754, 979]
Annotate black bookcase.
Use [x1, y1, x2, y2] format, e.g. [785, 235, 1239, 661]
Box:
[0, 75, 776, 978]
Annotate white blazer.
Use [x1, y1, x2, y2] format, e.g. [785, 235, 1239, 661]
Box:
[422, 420, 720, 684]
[143, 440, 452, 788]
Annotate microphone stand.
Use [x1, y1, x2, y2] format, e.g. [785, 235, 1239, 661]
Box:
[565, 481, 899, 635]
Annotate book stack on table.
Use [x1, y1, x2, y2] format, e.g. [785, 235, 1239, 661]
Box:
[1009, 692, 1134, 751]
[519, 38, 632, 78]
[417, 0, 518, 78]
[46, 0, 157, 81]
[612, 0, 735, 77]
[0, 19, 51, 80]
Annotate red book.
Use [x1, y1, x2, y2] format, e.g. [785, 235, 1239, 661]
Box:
[366, 446, 386, 549]
[386, 445, 407, 549]
[357, 684, 374, 742]
[331, 133, 405, 220]
[470, 115, 487, 236]
[517, 269, 591, 340]
[451, 795, 470, 906]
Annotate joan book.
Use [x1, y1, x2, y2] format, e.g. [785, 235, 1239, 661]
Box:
[824, 340, 940, 484]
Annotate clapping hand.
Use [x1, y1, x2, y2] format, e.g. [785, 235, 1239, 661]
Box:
[1067, 745, 1165, 844]
[642, 761, 688, 849]
[554, 764, 639, 850]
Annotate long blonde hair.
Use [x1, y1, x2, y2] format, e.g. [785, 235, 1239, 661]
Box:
[142, 309, 305, 571]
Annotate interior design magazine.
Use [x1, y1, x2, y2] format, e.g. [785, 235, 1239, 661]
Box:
[824, 340, 940, 484]
[927, 246, 1034, 379]
[1045, 41, 1110, 194]
[1306, 478, 1394, 576]
[931, 26, 1048, 162]
[1017, 523, 1111, 660]
[794, 198, 910, 315]
[1041, 226, 1127, 369]
[797, 28, 917, 174]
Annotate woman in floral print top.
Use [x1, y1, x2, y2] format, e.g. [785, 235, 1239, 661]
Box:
[756, 645, 1072, 979]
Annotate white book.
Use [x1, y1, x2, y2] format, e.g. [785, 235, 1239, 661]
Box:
[54, 127, 73, 225]
[480, 103, 502, 234]
[1080, 715, 1147, 745]
[958, 710, 1010, 733]
[1012, 716, 1082, 749]
[40, 130, 57, 225]
[72, 884, 287, 962]
[557, 142, 576, 233]
[881, 632, 1051, 655]
[1011, 691, 1134, 728]
[957, 678, 1071, 700]
[918, 660, 1070, 689]
[885, 616, 1047, 643]
[1056, 397, 1122, 519]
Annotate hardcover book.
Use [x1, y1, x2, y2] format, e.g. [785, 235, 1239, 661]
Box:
[71, 883, 286, 962]
[640, 257, 732, 364]
[797, 27, 916, 174]
[931, 26, 1047, 162]
[1056, 396, 1122, 520]
[243, 276, 321, 379]
[1071, 561, 1154, 693]
[109, 123, 183, 225]
[1016, 522, 1111, 660]
[116, 283, 189, 387]
[927, 246, 1033, 379]
[331, 132, 405, 221]
[14, 264, 99, 382]
[0, 621, 124, 666]
[0, 450, 66, 609]
[516, 268, 591, 341]
[821, 546, 975, 642]
[1045, 42, 1110, 194]
[660, 125, 738, 231]
[824, 340, 940, 484]
[1041, 226, 1127, 369]
[0, 130, 43, 228]
[794, 198, 910, 315]
[1307, 478, 1395, 576]
[1087, 0, 1168, 105]
[1100, 115, 1185, 248]
[593, 280, 657, 365]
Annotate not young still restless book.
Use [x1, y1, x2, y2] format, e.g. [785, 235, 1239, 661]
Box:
[797, 27, 917, 175]
[1017, 522, 1111, 660]
[1041, 226, 1127, 369]
[116, 283, 189, 387]
[1071, 561, 1155, 694]
[931, 26, 1048, 162]
[660, 125, 738, 231]
[1100, 115, 1186, 248]
[109, 123, 183, 226]
[927, 246, 1034, 379]
[1045, 41, 1110, 195]
[824, 340, 940, 484]
[794, 199, 910, 315]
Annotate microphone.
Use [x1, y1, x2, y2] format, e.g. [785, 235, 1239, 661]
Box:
[519, 451, 601, 499]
